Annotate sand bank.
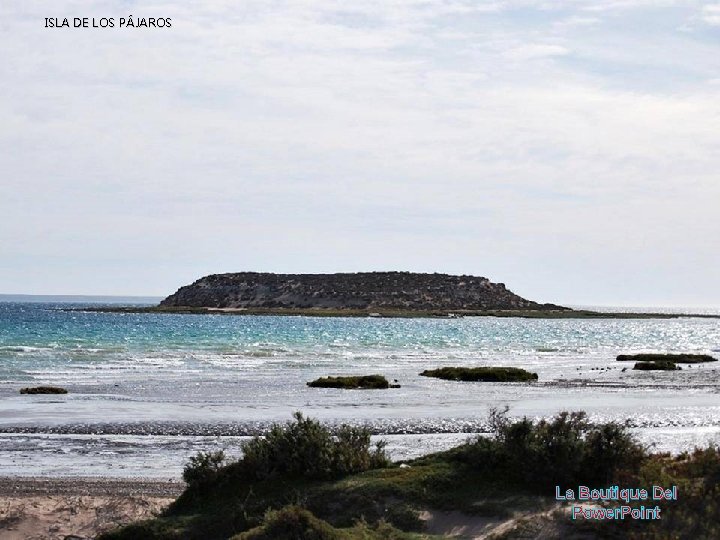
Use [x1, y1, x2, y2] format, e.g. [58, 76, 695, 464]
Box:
[0, 477, 182, 540]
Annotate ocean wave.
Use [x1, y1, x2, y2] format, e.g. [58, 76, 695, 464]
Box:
[2, 412, 720, 437]
[0, 419, 488, 437]
[0, 345, 56, 353]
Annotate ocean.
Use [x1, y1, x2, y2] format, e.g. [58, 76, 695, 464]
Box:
[1, 301, 719, 478]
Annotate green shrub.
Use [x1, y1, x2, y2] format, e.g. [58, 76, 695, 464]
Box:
[383, 504, 423, 532]
[601, 446, 720, 539]
[420, 366, 538, 382]
[583, 421, 646, 484]
[233, 505, 344, 540]
[183, 450, 227, 486]
[307, 375, 392, 389]
[460, 409, 645, 489]
[232, 506, 415, 540]
[240, 412, 389, 481]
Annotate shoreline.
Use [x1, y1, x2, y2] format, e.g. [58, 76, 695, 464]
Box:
[67, 305, 720, 319]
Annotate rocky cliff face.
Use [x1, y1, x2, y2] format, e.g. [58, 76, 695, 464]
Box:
[160, 272, 565, 311]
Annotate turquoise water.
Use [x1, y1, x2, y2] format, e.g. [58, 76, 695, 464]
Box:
[2, 302, 718, 371]
[1, 301, 719, 477]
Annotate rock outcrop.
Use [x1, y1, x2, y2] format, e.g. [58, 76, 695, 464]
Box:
[160, 272, 566, 312]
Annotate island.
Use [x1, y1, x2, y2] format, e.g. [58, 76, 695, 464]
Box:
[159, 271, 566, 312]
[78, 271, 720, 319]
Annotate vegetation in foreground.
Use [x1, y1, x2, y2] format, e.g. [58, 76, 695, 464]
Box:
[97, 408, 720, 540]
[601, 445, 720, 539]
[617, 353, 717, 364]
[633, 361, 680, 371]
[19, 386, 68, 394]
[233, 506, 414, 539]
[307, 375, 399, 389]
[420, 366, 538, 382]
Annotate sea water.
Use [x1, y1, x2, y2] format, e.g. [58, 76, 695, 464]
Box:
[0, 301, 719, 478]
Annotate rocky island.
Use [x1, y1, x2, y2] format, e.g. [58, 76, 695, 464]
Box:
[79, 272, 720, 319]
[159, 271, 566, 314]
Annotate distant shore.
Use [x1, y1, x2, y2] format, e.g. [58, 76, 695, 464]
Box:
[72, 305, 720, 319]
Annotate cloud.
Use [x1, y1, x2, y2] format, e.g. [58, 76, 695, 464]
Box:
[554, 15, 602, 27]
[503, 43, 570, 60]
[0, 0, 718, 305]
[578, 0, 683, 12]
[701, 3, 720, 25]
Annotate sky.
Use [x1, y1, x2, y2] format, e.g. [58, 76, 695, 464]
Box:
[1, 1, 719, 306]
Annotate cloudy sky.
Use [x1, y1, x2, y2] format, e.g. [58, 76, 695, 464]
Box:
[1, 1, 718, 306]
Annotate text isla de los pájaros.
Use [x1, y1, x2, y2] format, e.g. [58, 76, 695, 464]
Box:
[45, 17, 171, 29]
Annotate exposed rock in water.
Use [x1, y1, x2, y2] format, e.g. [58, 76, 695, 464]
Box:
[20, 386, 68, 395]
[617, 353, 717, 364]
[160, 272, 566, 312]
[307, 375, 398, 389]
[420, 366, 539, 382]
[633, 361, 680, 371]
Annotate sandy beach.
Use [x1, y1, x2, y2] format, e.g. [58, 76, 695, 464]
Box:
[0, 477, 182, 540]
